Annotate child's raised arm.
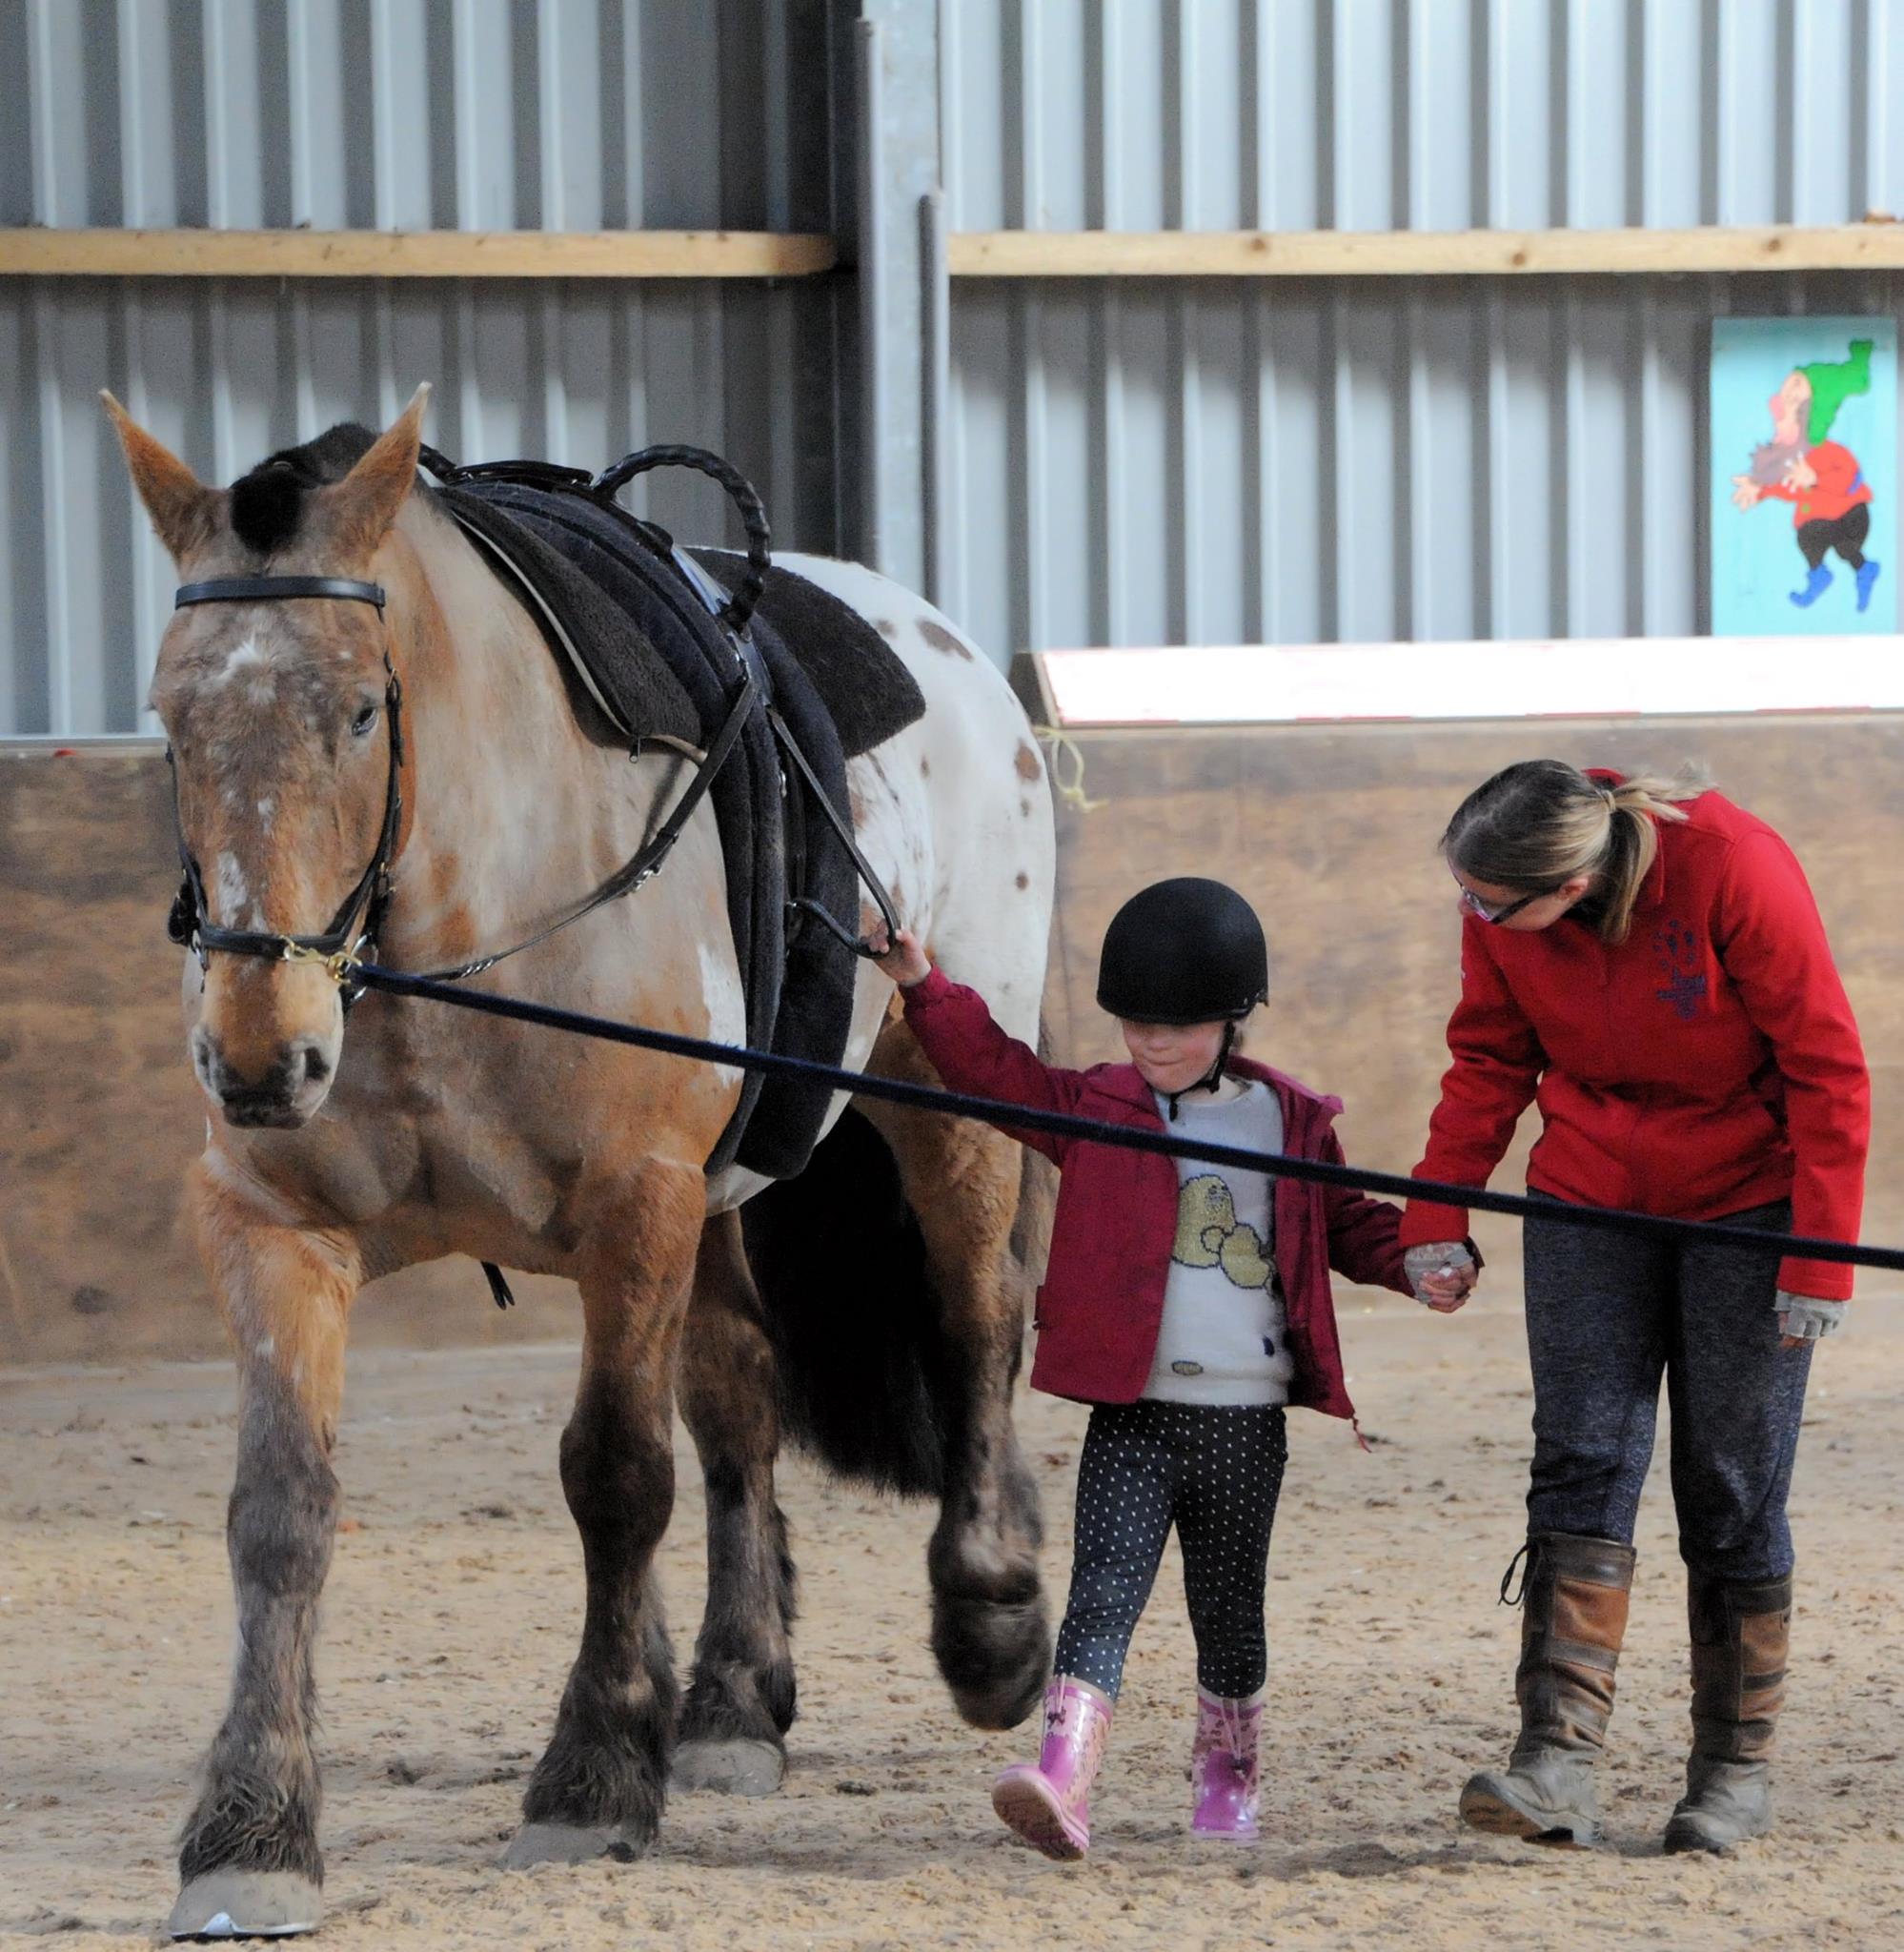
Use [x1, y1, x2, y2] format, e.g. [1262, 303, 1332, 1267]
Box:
[866, 925, 1089, 1164]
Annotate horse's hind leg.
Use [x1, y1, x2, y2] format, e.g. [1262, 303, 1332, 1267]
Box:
[504, 1159, 704, 1867]
[672, 1210, 798, 1796]
[167, 1164, 357, 1941]
[861, 1022, 1051, 1730]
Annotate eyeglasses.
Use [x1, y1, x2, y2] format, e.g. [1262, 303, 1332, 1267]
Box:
[1456, 883, 1553, 925]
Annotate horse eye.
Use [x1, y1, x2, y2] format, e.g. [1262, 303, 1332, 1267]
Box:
[351, 702, 380, 738]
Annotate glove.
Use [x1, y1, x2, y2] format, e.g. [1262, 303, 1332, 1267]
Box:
[1774, 1291, 1846, 1341]
[1404, 1242, 1475, 1304]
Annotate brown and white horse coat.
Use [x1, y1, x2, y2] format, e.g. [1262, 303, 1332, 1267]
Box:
[107, 390, 1055, 1937]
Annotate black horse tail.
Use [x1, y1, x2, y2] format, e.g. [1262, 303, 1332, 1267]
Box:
[739, 1022, 1054, 1499]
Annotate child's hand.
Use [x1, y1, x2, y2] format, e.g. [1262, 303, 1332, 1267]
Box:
[1403, 1242, 1477, 1313]
[866, 924, 932, 988]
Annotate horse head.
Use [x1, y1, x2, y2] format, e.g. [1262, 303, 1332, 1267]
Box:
[106, 388, 431, 1128]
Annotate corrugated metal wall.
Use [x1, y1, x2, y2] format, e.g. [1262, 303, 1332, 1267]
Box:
[938, 0, 1904, 659]
[10, 0, 1904, 729]
[0, 0, 841, 736]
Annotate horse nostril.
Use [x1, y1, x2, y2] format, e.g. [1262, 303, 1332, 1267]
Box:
[300, 1045, 332, 1086]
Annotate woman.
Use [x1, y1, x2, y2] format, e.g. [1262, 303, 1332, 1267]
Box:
[1402, 760, 1868, 1855]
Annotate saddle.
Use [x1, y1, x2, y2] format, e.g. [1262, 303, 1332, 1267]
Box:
[419, 446, 925, 1180]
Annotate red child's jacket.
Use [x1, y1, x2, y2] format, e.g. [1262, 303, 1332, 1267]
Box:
[1400, 783, 1869, 1301]
[900, 966, 1418, 1416]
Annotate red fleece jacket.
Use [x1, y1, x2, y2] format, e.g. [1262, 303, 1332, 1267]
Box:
[1401, 787, 1869, 1300]
[900, 966, 1420, 1415]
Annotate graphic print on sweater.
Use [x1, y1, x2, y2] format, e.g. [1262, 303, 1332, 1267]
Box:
[1144, 1081, 1295, 1407]
[1173, 1175, 1274, 1290]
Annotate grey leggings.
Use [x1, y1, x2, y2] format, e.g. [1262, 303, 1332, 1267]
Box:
[1052, 1399, 1287, 1700]
[1522, 1196, 1813, 1582]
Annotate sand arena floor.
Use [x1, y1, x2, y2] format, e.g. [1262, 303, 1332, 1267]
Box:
[4, 1294, 1903, 1951]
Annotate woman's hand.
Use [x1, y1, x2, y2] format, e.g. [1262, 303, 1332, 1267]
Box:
[866, 924, 932, 988]
[1775, 1291, 1846, 1350]
[1404, 1242, 1478, 1313]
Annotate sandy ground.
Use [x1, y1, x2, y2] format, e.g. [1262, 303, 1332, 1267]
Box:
[5, 1294, 1904, 1952]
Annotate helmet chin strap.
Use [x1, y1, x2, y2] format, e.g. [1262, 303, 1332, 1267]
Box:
[1165, 1020, 1238, 1122]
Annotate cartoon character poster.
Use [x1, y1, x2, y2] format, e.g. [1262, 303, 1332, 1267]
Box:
[1712, 317, 1896, 636]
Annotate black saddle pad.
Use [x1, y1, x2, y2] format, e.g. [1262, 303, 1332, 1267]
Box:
[430, 476, 863, 1181]
[432, 485, 700, 749]
[688, 552, 925, 759]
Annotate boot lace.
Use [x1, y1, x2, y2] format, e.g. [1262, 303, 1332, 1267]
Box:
[1498, 1539, 1534, 1608]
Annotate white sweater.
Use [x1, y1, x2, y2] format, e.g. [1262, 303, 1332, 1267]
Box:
[1142, 1080, 1295, 1408]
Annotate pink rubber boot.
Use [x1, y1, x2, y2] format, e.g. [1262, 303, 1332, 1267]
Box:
[1190, 1688, 1264, 1840]
[991, 1676, 1113, 1860]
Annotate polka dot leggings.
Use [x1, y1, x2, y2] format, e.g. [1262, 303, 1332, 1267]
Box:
[1052, 1399, 1288, 1700]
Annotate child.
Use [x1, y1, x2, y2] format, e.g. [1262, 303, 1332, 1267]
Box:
[871, 877, 1477, 1860]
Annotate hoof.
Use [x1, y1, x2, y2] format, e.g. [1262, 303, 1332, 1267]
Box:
[933, 1593, 1051, 1732]
[670, 1738, 786, 1797]
[499, 1821, 649, 1868]
[167, 1871, 322, 1940]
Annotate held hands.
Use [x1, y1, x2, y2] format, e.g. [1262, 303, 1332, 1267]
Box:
[866, 923, 932, 988]
[1775, 1291, 1846, 1350]
[1404, 1242, 1478, 1313]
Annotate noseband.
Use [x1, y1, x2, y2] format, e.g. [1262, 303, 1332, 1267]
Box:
[165, 576, 403, 1008]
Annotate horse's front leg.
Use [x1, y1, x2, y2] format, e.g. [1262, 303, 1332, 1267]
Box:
[672, 1210, 799, 1796]
[864, 1029, 1051, 1730]
[168, 1162, 359, 1942]
[504, 1160, 705, 1866]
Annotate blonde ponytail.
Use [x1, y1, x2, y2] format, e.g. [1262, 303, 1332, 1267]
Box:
[1442, 760, 1712, 944]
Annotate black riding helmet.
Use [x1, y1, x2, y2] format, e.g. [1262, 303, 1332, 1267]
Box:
[1096, 878, 1269, 1024]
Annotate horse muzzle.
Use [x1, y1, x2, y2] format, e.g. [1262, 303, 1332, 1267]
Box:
[191, 1025, 338, 1129]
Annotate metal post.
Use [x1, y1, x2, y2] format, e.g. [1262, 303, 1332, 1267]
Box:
[919, 186, 948, 605]
[855, 18, 890, 574]
[846, 1, 942, 591]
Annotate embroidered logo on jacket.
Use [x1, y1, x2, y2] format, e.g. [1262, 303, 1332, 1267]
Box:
[1172, 1176, 1271, 1289]
[1651, 917, 1709, 1022]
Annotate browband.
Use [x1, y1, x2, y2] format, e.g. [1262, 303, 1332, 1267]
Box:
[176, 576, 386, 610]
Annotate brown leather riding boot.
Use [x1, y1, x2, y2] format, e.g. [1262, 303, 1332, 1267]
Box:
[1662, 1572, 1791, 1855]
[1459, 1533, 1636, 1848]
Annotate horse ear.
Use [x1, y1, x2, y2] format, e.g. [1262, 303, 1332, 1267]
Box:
[325, 383, 432, 559]
[101, 391, 224, 564]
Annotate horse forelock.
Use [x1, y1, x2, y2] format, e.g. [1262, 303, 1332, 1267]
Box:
[228, 423, 381, 556]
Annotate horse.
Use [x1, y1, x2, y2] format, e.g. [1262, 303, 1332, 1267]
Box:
[104, 387, 1057, 1939]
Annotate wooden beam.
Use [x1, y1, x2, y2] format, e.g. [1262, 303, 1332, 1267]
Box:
[0, 228, 839, 279]
[12, 221, 1903, 283]
[948, 223, 1904, 277]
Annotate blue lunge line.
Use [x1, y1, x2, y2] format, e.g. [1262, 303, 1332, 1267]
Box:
[349, 961, 1904, 1273]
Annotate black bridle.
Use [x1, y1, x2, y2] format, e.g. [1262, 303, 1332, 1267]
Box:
[161, 443, 900, 1049]
[159, 566, 761, 1007]
[166, 576, 403, 1006]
